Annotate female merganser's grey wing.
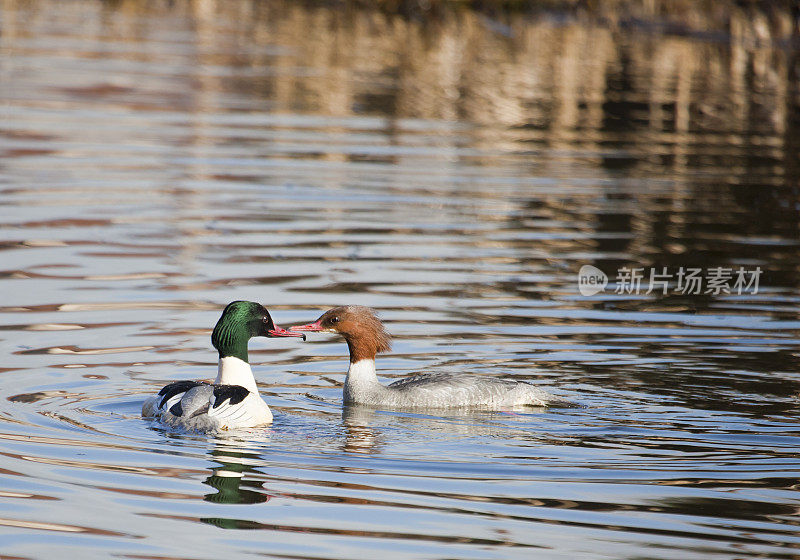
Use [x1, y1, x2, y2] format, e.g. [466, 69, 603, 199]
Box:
[386, 372, 555, 408]
[386, 372, 515, 390]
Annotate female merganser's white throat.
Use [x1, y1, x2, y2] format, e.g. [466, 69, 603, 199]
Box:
[291, 306, 569, 409]
[142, 301, 305, 432]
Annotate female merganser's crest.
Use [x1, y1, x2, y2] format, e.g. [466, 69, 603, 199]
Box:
[291, 306, 569, 409]
[142, 301, 305, 432]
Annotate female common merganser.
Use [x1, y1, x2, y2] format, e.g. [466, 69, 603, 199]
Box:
[291, 306, 568, 409]
[142, 301, 305, 431]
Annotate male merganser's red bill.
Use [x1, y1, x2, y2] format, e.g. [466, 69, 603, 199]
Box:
[142, 301, 305, 432]
[268, 325, 306, 338]
[291, 306, 572, 409]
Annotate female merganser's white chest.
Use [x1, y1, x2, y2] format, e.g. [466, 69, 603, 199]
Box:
[343, 359, 381, 404]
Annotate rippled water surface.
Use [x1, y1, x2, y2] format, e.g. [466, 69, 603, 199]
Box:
[2, 1, 800, 558]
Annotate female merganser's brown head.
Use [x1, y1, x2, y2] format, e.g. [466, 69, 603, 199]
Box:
[291, 305, 391, 363]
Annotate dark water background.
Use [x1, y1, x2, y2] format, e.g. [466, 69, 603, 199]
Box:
[1, 1, 800, 558]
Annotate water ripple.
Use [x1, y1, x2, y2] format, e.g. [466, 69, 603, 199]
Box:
[1, 1, 800, 559]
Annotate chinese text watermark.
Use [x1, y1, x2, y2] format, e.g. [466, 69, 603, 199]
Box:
[578, 265, 761, 296]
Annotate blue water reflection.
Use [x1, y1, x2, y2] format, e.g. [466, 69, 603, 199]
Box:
[1, 1, 800, 558]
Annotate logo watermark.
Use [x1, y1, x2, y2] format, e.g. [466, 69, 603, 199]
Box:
[578, 265, 608, 296]
[577, 266, 762, 296]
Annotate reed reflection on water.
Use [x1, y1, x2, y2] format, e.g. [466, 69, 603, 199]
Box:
[1, 1, 800, 559]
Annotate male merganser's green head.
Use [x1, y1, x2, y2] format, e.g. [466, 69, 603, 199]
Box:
[211, 301, 304, 362]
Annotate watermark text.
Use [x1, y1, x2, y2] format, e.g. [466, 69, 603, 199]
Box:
[578, 266, 761, 296]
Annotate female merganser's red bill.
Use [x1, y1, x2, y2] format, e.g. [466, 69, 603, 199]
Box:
[142, 301, 304, 432]
[268, 325, 306, 338]
[291, 306, 571, 409]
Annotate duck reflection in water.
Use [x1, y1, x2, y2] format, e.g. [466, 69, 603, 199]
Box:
[341, 406, 382, 455]
[201, 443, 270, 522]
[341, 404, 554, 456]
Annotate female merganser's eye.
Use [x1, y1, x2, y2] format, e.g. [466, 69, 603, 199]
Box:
[330, 316, 339, 324]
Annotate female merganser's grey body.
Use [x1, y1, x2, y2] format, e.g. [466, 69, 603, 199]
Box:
[142, 301, 304, 431]
[291, 306, 568, 409]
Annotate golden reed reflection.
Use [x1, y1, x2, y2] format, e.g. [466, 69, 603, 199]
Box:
[2, 0, 798, 290]
[2, 0, 796, 142]
[4, 0, 797, 250]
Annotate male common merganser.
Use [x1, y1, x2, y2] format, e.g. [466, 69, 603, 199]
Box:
[142, 301, 305, 431]
[291, 306, 568, 409]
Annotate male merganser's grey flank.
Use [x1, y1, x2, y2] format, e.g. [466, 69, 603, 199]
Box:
[142, 301, 305, 431]
[291, 306, 569, 409]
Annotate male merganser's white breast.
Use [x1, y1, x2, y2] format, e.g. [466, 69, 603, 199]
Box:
[215, 356, 258, 392]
